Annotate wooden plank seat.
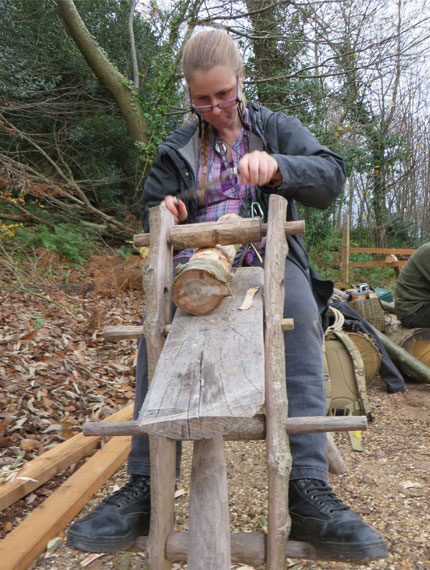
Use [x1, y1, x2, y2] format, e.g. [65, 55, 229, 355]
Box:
[138, 267, 264, 440]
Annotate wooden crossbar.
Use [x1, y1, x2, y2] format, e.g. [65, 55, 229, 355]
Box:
[129, 531, 359, 564]
[133, 219, 305, 248]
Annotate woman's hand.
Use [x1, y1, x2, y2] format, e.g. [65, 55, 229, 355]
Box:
[238, 151, 279, 186]
[162, 195, 188, 224]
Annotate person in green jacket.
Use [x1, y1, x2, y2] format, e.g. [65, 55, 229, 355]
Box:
[395, 243, 430, 327]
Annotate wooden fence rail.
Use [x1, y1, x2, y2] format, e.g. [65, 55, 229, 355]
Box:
[340, 214, 415, 283]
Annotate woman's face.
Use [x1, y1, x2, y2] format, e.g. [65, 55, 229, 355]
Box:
[188, 65, 242, 133]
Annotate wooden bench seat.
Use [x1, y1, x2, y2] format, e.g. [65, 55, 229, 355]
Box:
[138, 267, 265, 440]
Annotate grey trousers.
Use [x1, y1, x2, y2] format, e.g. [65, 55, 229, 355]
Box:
[127, 256, 329, 483]
[401, 302, 430, 328]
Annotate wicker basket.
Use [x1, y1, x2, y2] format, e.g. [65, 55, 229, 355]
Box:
[348, 292, 387, 331]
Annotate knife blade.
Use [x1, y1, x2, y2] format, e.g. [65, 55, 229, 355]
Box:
[175, 167, 238, 204]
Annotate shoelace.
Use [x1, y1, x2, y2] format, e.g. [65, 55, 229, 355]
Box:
[302, 479, 350, 513]
[103, 478, 150, 509]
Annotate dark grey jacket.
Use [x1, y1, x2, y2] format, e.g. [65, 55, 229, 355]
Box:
[141, 101, 346, 281]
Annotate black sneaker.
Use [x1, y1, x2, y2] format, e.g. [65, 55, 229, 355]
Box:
[289, 479, 388, 562]
[67, 475, 151, 553]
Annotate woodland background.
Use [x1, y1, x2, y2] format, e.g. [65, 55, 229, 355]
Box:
[1, 0, 430, 283]
[1, 3, 430, 567]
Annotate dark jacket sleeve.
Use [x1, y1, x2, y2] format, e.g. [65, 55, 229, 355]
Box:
[140, 124, 198, 232]
[262, 111, 346, 209]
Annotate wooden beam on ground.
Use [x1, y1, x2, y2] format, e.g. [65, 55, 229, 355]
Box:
[0, 436, 131, 570]
[0, 404, 133, 512]
[264, 194, 290, 570]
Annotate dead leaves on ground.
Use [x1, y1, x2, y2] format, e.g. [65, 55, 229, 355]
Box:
[0, 268, 145, 530]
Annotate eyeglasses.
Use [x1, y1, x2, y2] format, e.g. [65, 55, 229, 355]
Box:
[190, 77, 240, 114]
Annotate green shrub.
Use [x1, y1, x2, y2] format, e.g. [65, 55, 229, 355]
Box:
[14, 223, 100, 264]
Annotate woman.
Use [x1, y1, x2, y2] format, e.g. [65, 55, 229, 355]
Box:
[68, 30, 387, 562]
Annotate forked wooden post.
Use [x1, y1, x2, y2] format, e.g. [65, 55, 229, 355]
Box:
[264, 194, 291, 570]
[143, 204, 177, 570]
[341, 213, 350, 283]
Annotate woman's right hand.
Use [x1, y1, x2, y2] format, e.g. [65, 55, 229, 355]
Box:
[162, 195, 188, 224]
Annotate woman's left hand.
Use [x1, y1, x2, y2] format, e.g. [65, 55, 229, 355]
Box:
[238, 151, 279, 186]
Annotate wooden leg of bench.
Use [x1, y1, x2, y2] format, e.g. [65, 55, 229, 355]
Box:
[326, 433, 347, 474]
[146, 435, 177, 570]
[188, 435, 231, 570]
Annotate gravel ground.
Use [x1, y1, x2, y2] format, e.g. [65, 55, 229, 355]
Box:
[1, 255, 429, 569]
[33, 380, 429, 570]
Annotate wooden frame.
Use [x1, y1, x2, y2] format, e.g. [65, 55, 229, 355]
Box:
[340, 214, 415, 283]
[84, 201, 369, 568]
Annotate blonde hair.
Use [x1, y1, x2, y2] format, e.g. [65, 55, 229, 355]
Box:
[182, 30, 243, 82]
[183, 31, 246, 184]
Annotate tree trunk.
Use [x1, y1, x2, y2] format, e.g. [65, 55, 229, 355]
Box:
[56, 0, 147, 143]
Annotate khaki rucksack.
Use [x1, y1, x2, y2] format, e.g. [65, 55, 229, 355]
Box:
[323, 307, 374, 451]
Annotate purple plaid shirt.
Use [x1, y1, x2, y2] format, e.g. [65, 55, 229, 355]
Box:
[175, 110, 261, 264]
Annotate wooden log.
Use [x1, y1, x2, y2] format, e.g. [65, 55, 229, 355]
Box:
[264, 194, 290, 570]
[171, 246, 234, 315]
[133, 219, 305, 249]
[84, 415, 367, 438]
[143, 204, 177, 570]
[398, 329, 430, 378]
[0, 404, 133, 512]
[371, 326, 430, 384]
[0, 436, 131, 570]
[188, 436, 231, 569]
[138, 267, 265, 440]
[171, 213, 240, 315]
[130, 531, 343, 563]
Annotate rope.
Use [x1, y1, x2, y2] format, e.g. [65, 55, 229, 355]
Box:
[325, 306, 345, 337]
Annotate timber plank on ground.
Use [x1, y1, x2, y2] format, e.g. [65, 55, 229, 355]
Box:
[0, 404, 133, 512]
[0, 435, 131, 570]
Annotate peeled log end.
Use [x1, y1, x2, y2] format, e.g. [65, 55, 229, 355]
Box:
[172, 266, 231, 315]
